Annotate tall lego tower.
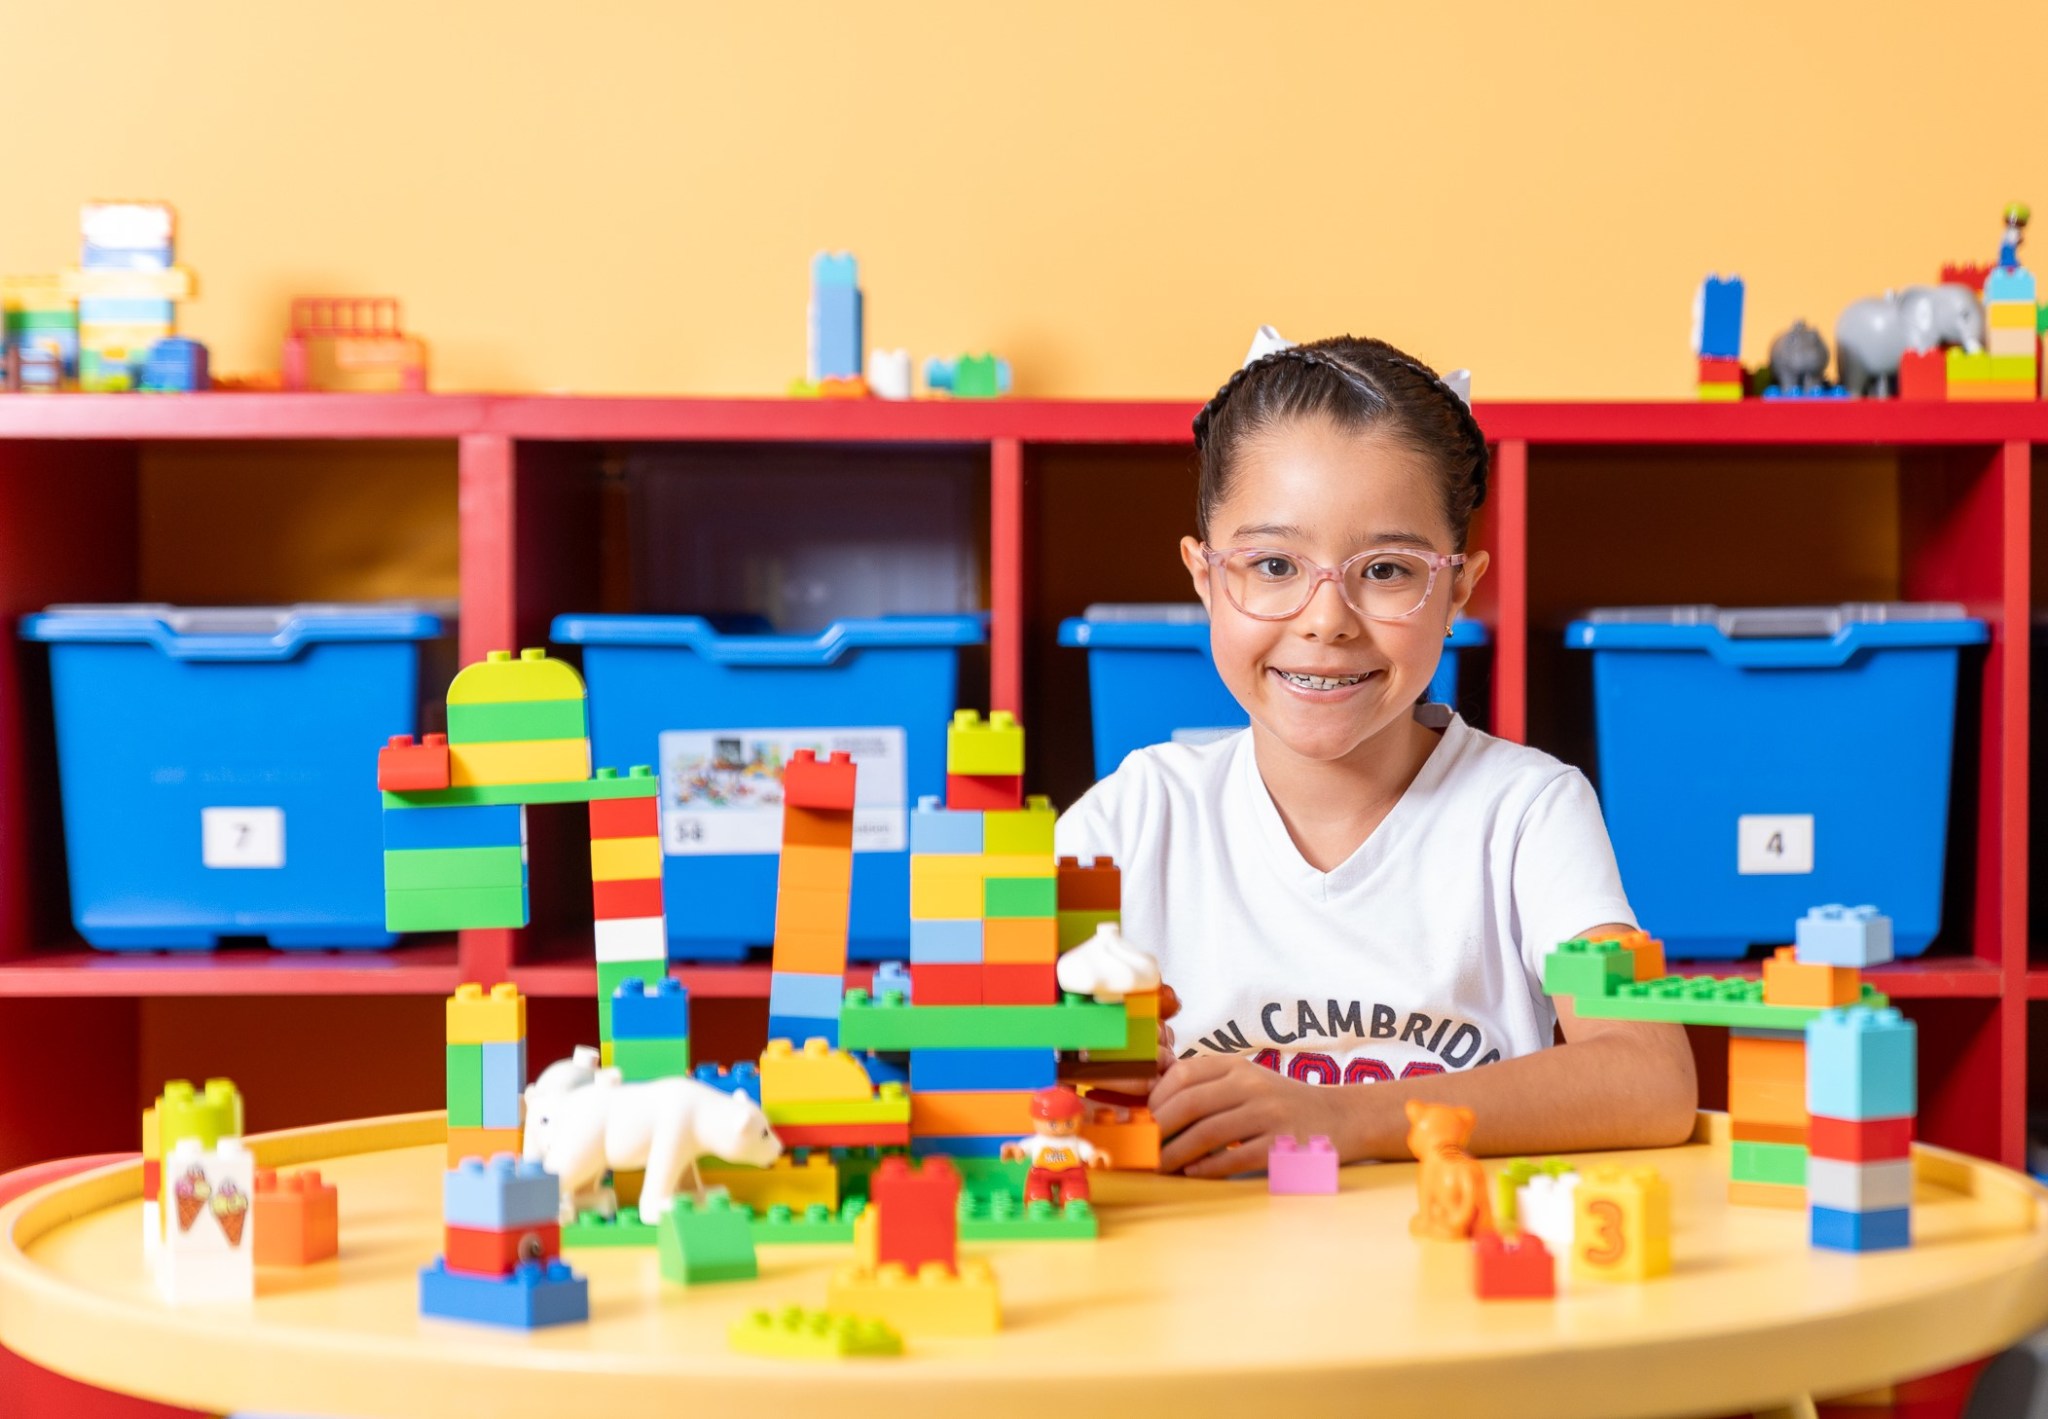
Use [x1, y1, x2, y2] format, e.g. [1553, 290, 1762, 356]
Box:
[807, 251, 863, 383]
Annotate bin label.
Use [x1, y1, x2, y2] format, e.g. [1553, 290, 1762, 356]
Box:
[656, 727, 907, 856]
[202, 807, 285, 869]
[1737, 814, 1813, 875]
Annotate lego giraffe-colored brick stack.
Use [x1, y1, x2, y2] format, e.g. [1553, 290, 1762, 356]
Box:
[589, 777, 668, 1057]
[446, 983, 527, 1164]
[768, 749, 857, 1046]
[1951, 262, 2038, 401]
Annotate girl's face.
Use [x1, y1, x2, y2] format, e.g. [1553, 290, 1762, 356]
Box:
[1180, 417, 1489, 766]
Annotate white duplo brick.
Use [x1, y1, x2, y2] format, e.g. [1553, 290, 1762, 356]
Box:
[1806, 1157, 1913, 1213]
[594, 915, 667, 963]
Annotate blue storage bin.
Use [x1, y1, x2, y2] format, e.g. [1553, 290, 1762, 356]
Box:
[1058, 604, 1489, 780]
[1566, 603, 1986, 960]
[20, 603, 446, 951]
[549, 613, 986, 962]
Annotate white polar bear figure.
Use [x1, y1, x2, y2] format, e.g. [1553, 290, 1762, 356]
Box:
[522, 1063, 782, 1225]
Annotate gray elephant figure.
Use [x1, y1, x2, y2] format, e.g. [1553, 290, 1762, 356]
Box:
[1835, 285, 1986, 397]
[1769, 321, 1831, 393]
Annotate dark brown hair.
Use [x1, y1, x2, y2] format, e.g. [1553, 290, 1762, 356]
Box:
[1191, 335, 1488, 550]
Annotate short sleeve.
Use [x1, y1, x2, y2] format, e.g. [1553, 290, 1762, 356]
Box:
[1511, 770, 1637, 984]
[1053, 772, 1124, 865]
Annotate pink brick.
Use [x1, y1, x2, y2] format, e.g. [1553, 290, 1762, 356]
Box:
[1269, 1134, 1339, 1194]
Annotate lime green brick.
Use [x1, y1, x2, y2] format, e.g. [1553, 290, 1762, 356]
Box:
[1732, 1140, 1808, 1186]
[984, 800, 1056, 855]
[613, 1036, 691, 1081]
[386, 883, 527, 932]
[1057, 908, 1120, 951]
[446, 697, 589, 746]
[984, 876, 1057, 918]
[446, 1044, 484, 1127]
[731, 1306, 902, 1359]
[383, 846, 526, 891]
[947, 709, 1025, 776]
[1570, 974, 1888, 1030]
[764, 1086, 909, 1126]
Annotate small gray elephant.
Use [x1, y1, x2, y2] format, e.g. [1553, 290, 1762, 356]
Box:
[1835, 285, 1986, 397]
[1769, 321, 1831, 393]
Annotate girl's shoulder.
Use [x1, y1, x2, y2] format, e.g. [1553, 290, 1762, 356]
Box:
[1426, 709, 1591, 814]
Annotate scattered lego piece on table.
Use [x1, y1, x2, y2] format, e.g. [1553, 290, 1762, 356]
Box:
[1474, 1228, 1556, 1300]
[1269, 1135, 1339, 1195]
[1407, 1102, 1490, 1241]
[730, 1306, 903, 1360]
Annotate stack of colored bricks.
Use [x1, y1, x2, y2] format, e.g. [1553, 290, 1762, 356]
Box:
[142, 1078, 244, 1254]
[760, 1038, 909, 1148]
[767, 749, 858, 1046]
[589, 778, 667, 1055]
[446, 983, 526, 1165]
[420, 1156, 587, 1329]
[609, 978, 690, 1081]
[1948, 263, 2040, 400]
[446, 648, 593, 788]
[1694, 275, 1745, 400]
[381, 792, 527, 932]
[807, 251, 863, 389]
[67, 201, 193, 392]
[828, 1156, 1000, 1335]
[1, 273, 77, 389]
[1731, 906, 1894, 1209]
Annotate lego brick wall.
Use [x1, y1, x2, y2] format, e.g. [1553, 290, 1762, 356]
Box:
[0, 3, 2035, 399]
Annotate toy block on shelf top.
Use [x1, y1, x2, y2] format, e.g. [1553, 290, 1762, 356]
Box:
[252, 1169, 338, 1266]
[730, 1306, 903, 1360]
[808, 252, 863, 385]
[1693, 275, 1745, 360]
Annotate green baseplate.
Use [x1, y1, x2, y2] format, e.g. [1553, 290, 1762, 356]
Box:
[561, 1154, 1097, 1248]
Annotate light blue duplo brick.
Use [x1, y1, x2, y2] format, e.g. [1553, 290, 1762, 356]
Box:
[1806, 1007, 1916, 1120]
[910, 918, 984, 964]
[481, 1040, 526, 1129]
[911, 798, 983, 854]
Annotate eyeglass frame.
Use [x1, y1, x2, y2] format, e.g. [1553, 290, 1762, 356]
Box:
[1197, 543, 1470, 622]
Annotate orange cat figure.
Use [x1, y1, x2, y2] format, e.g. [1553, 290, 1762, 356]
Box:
[1406, 1100, 1492, 1241]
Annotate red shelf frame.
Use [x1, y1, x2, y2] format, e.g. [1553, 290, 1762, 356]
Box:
[0, 394, 2036, 1169]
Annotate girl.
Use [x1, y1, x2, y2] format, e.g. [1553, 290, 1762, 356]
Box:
[1055, 334, 1697, 1178]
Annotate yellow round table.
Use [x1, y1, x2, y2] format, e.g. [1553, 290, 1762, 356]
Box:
[3, 1112, 2045, 1419]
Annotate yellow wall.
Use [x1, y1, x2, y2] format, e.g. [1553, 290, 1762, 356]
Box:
[1, 3, 2035, 399]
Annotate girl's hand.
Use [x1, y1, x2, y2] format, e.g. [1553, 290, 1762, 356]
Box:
[1150, 1055, 1337, 1178]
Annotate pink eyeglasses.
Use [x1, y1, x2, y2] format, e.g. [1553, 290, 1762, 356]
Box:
[1199, 545, 1468, 622]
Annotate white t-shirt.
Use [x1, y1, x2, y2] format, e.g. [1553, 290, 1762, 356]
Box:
[1053, 707, 1635, 1086]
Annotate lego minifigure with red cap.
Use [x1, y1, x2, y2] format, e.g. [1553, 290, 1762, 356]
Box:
[1001, 1086, 1110, 1207]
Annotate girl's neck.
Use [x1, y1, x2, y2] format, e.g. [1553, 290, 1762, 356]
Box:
[1251, 710, 1442, 874]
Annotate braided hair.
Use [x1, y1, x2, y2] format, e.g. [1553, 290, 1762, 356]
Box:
[1192, 336, 1488, 550]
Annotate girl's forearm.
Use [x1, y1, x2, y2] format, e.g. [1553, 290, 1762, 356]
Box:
[1324, 1028, 1698, 1161]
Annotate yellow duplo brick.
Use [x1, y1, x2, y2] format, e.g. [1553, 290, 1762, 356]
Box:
[701, 1155, 839, 1212]
[590, 835, 661, 881]
[910, 856, 985, 919]
[446, 982, 526, 1044]
[448, 648, 589, 705]
[760, 1038, 875, 1106]
[780, 842, 853, 892]
[911, 853, 985, 883]
[977, 853, 1056, 879]
[1125, 988, 1160, 1019]
[1727, 1180, 1804, 1209]
[600, 1042, 614, 1068]
[1571, 1165, 1671, 1282]
[1987, 301, 2038, 328]
[448, 736, 592, 787]
[827, 1259, 1001, 1336]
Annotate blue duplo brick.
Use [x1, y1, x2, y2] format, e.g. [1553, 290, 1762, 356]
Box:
[1806, 1007, 1916, 1121]
[909, 1135, 1012, 1159]
[419, 1259, 588, 1328]
[690, 1061, 762, 1101]
[768, 1013, 837, 1048]
[910, 1047, 1057, 1093]
[1810, 1205, 1911, 1252]
[443, 1156, 558, 1231]
[910, 918, 983, 964]
[767, 970, 842, 1019]
[911, 798, 983, 854]
[383, 803, 525, 851]
[612, 977, 690, 1039]
[481, 1040, 526, 1129]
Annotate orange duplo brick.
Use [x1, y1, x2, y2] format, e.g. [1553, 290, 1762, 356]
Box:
[984, 962, 1056, 1003]
[1761, 947, 1861, 1008]
[983, 917, 1058, 964]
[1731, 1118, 1809, 1147]
[1056, 856, 1121, 912]
[1728, 1072, 1809, 1129]
[779, 842, 854, 893]
[772, 926, 850, 976]
[782, 805, 854, 850]
[446, 1126, 522, 1165]
[911, 1090, 1035, 1137]
[253, 1168, 339, 1265]
[775, 885, 853, 937]
[1080, 1111, 1160, 1169]
[1728, 1180, 1804, 1210]
[1729, 1034, 1806, 1091]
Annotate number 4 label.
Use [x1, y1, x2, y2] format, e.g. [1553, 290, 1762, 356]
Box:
[202, 807, 285, 869]
[1737, 814, 1813, 875]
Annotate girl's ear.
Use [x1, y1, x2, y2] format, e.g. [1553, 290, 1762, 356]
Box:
[1180, 537, 1214, 612]
[1448, 550, 1490, 623]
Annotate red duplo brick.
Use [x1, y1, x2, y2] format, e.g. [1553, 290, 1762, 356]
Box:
[984, 962, 1056, 1004]
[444, 1221, 561, 1277]
[379, 733, 451, 791]
[784, 750, 858, 811]
[946, 772, 1023, 811]
[1808, 1114, 1913, 1163]
[914, 963, 983, 1005]
[1474, 1229, 1555, 1300]
[592, 876, 665, 920]
[1899, 348, 1947, 402]
[589, 795, 659, 840]
[873, 1156, 959, 1273]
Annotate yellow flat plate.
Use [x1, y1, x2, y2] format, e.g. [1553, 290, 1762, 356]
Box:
[2, 1112, 2046, 1419]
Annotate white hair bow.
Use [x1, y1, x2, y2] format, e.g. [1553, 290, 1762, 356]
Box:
[1242, 324, 1473, 405]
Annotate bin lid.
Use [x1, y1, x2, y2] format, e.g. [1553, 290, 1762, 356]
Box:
[549, 613, 986, 667]
[1565, 602, 1986, 667]
[20, 602, 445, 660]
[1058, 604, 1488, 648]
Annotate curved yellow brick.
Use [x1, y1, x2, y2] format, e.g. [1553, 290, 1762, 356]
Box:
[447, 648, 589, 705]
[759, 1037, 875, 1106]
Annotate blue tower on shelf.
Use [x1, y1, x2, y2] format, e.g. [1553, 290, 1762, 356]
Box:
[808, 252, 863, 383]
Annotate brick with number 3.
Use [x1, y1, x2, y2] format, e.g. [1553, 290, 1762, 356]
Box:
[1571, 1165, 1671, 1283]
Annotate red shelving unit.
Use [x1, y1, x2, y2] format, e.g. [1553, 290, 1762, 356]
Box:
[0, 395, 2035, 1174]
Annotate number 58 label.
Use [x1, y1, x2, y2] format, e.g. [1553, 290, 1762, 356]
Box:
[1737, 814, 1813, 875]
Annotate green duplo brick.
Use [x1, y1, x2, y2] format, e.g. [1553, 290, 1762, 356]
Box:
[446, 697, 589, 746]
[384, 846, 526, 891]
[984, 876, 1057, 918]
[1731, 1140, 1807, 1186]
[446, 1044, 484, 1127]
[385, 884, 528, 932]
[596, 959, 668, 1042]
[1542, 938, 1635, 1001]
[613, 1037, 691, 1081]
[838, 990, 1127, 1051]
[383, 765, 657, 810]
